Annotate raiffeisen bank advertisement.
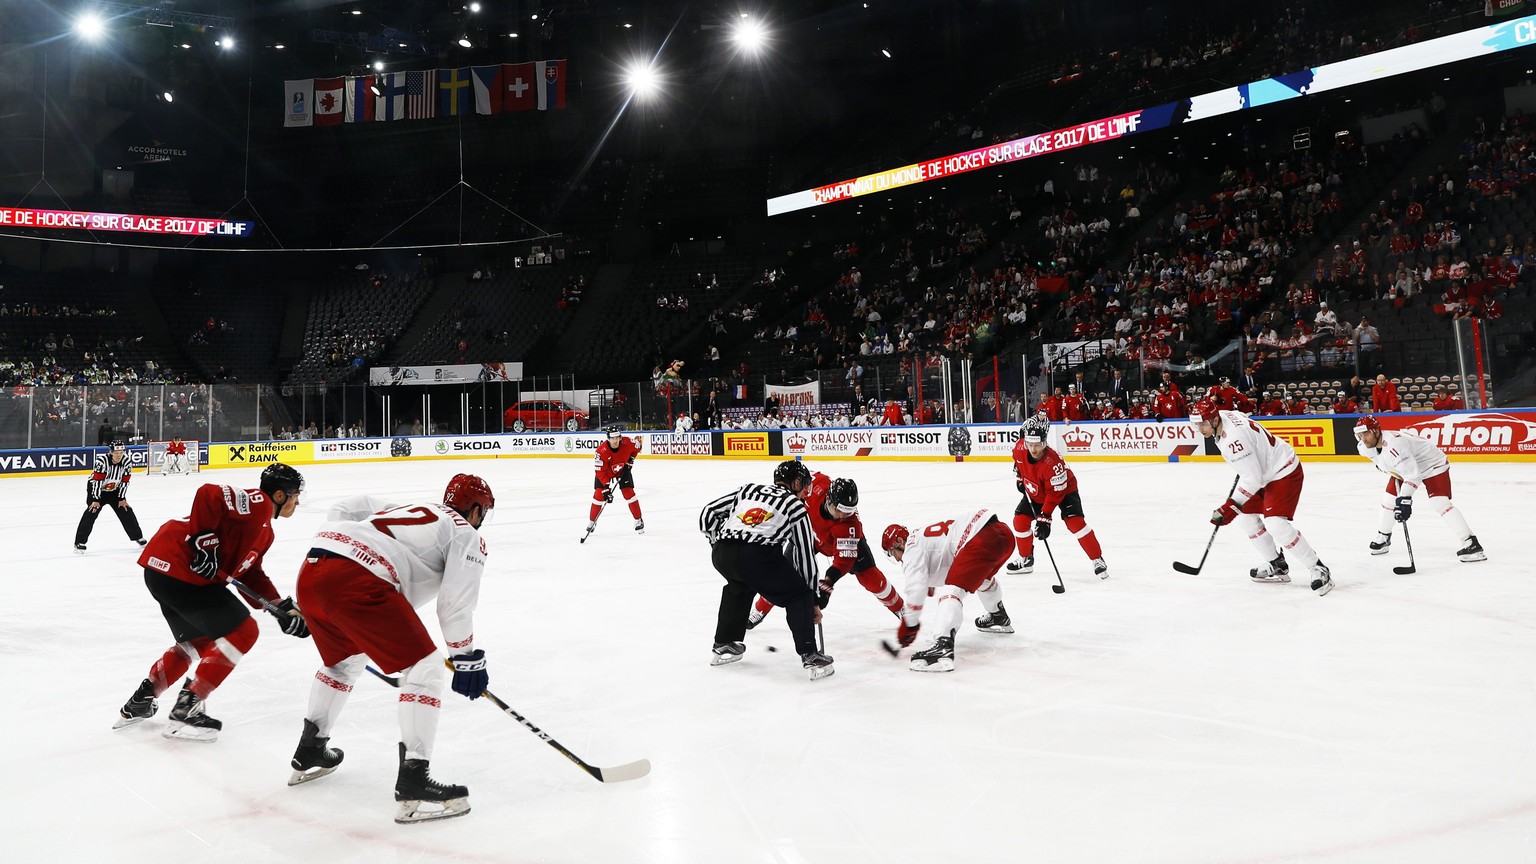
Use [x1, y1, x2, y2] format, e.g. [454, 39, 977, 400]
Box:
[767, 13, 1536, 216]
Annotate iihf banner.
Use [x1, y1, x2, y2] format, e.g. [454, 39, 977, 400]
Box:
[284, 80, 314, 128]
[0, 207, 253, 237]
[767, 14, 1536, 215]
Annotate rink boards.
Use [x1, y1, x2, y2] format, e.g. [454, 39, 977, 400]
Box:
[4, 410, 1534, 478]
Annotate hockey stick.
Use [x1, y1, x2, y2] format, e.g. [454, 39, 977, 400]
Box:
[579, 480, 619, 543]
[1173, 476, 1241, 575]
[1393, 522, 1417, 575]
[1022, 496, 1065, 594]
[364, 664, 651, 784]
[228, 576, 295, 617]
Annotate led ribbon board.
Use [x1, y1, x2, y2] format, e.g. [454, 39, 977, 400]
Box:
[0, 207, 254, 237]
[767, 14, 1536, 216]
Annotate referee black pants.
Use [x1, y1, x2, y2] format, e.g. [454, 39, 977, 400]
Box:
[711, 539, 818, 656]
[75, 492, 144, 546]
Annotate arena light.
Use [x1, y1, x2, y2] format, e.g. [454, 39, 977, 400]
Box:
[469, 2, 482, 12]
[372, 60, 384, 71]
[219, 35, 234, 49]
[74, 12, 106, 41]
[457, 35, 472, 48]
[625, 60, 660, 100]
[162, 90, 174, 103]
[731, 18, 768, 55]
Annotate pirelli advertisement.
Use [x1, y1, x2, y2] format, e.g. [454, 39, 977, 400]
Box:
[4, 411, 1535, 477]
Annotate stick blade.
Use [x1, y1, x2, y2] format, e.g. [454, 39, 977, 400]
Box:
[880, 639, 901, 657]
[1393, 565, 1417, 575]
[1171, 561, 1203, 575]
[594, 758, 651, 783]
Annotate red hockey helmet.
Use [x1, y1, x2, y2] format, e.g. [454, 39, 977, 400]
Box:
[881, 524, 909, 555]
[1352, 414, 1381, 440]
[1190, 397, 1221, 426]
[444, 473, 495, 521]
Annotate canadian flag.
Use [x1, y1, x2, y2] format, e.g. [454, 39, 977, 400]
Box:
[314, 77, 343, 126]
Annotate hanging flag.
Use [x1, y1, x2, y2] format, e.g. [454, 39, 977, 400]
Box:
[314, 77, 344, 126]
[438, 67, 473, 117]
[283, 79, 314, 127]
[504, 61, 536, 111]
[406, 70, 437, 120]
[536, 59, 566, 111]
[344, 75, 375, 122]
[376, 73, 408, 121]
[471, 65, 503, 115]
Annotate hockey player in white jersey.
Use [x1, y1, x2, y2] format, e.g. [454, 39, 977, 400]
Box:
[286, 473, 495, 824]
[1353, 415, 1485, 562]
[1192, 398, 1334, 596]
[880, 507, 1015, 672]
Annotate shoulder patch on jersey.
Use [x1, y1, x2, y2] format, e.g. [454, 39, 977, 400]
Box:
[147, 556, 171, 573]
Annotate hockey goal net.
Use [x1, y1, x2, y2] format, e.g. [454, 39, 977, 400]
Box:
[147, 439, 201, 475]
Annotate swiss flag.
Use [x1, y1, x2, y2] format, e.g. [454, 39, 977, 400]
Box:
[314, 77, 343, 126]
[503, 62, 536, 111]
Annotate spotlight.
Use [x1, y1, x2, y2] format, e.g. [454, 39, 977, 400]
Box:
[507, 32, 519, 38]
[74, 12, 106, 41]
[626, 61, 659, 100]
[731, 18, 767, 54]
[531, 13, 539, 20]
[457, 35, 472, 48]
[370, 84, 382, 96]
[180, 43, 191, 49]
[163, 91, 174, 103]
[219, 36, 235, 49]
[274, 43, 285, 49]
[350, 9, 362, 15]
[373, 60, 385, 71]
[880, 48, 891, 58]
[469, 2, 481, 11]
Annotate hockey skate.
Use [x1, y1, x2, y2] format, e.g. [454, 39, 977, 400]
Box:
[800, 650, 835, 681]
[1457, 536, 1487, 563]
[975, 604, 1014, 634]
[113, 678, 158, 730]
[136, 538, 147, 546]
[634, 518, 645, 534]
[745, 607, 767, 630]
[1369, 532, 1392, 555]
[288, 719, 345, 786]
[1092, 557, 1109, 579]
[1249, 554, 1290, 583]
[1006, 556, 1034, 575]
[73, 543, 86, 554]
[1310, 561, 1334, 596]
[710, 641, 745, 666]
[395, 743, 470, 824]
[163, 683, 221, 742]
[910, 631, 956, 673]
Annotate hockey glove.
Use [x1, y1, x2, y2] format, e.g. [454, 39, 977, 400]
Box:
[1034, 517, 1052, 540]
[1393, 496, 1413, 522]
[816, 566, 844, 609]
[1016, 479, 1027, 496]
[450, 649, 488, 700]
[896, 620, 921, 648]
[602, 486, 614, 504]
[268, 597, 310, 639]
[189, 532, 221, 580]
[1210, 499, 1241, 526]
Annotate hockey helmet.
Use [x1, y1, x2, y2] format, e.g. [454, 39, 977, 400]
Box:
[827, 478, 859, 515]
[110, 438, 127, 453]
[1022, 415, 1049, 444]
[259, 463, 305, 496]
[444, 473, 496, 520]
[881, 523, 909, 555]
[606, 424, 623, 441]
[772, 459, 812, 490]
[1190, 397, 1221, 427]
[1352, 415, 1381, 441]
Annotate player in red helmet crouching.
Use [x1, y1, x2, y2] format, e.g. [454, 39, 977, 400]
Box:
[287, 473, 496, 824]
[1192, 399, 1333, 595]
[881, 508, 1015, 673]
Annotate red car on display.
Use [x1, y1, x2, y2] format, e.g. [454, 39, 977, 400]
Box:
[503, 400, 588, 432]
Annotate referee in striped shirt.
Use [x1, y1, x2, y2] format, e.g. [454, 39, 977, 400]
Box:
[700, 460, 834, 679]
[75, 440, 146, 552]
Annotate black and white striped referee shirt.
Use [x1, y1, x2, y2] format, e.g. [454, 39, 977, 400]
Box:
[88, 452, 133, 500]
[699, 482, 818, 588]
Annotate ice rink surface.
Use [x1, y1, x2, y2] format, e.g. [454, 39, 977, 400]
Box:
[3, 454, 1533, 864]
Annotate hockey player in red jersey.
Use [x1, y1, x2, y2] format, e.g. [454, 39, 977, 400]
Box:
[165, 436, 189, 474]
[587, 426, 644, 536]
[114, 463, 309, 741]
[1008, 415, 1107, 577]
[747, 474, 905, 628]
[1193, 398, 1333, 595]
[286, 473, 496, 823]
[1353, 415, 1484, 562]
[1062, 385, 1088, 421]
[881, 508, 1015, 672]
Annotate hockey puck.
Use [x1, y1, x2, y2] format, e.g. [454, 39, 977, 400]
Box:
[765, 645, 778, 652]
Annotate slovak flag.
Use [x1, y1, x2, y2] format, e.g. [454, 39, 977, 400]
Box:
[344, 75, 375, 122]
[314, 77, 343, 126]
[536, 59, 566, 111]
[471, 65, 502, 115]
[504, 62, 536, 111]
